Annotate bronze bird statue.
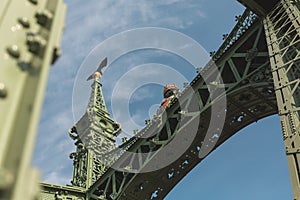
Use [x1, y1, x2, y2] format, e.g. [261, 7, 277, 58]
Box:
[86, 57, 108, 81]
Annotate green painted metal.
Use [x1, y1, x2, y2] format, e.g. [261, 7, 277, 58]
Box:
[69, 78, 122, 189]
[264, 0, 300, 198]
[85, 9, 278, 200]
[51, 2, 300, 198]
[52, 4, 293, 200]
[211, 9, 257, 60]
[39, 183, 85, 200]
[237, 0, 279, 16]
[0, 0, 66, 199]
[1, 0, 300, 199]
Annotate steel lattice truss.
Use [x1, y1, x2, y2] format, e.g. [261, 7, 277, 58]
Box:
[38, 0, 300, 199]
[264, 0, 300, 198]
[86, 9, 277, 200]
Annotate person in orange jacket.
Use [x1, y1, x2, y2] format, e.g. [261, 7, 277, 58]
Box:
[156, 84, 179, 114]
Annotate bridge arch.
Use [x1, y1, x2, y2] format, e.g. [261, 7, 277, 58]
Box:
[86, 8, 289, 199]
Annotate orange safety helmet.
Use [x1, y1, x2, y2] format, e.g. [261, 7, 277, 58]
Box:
[163, 84, 179, 98]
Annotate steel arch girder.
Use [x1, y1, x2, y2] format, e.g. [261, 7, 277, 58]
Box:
[86, 12, 278, 200]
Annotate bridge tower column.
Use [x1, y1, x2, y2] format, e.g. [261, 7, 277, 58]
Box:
[0, 0, 66, 199]
[68, 78, 121, 191]
[264, 0, 300, 198]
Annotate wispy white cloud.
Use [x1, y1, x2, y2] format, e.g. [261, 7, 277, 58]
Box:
[43, 171, 71, 185]
[33, 108, 75, 183]
[130, 87, 156, 102]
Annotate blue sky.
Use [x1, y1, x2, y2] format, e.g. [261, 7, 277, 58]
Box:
[32, 0, 293, 199]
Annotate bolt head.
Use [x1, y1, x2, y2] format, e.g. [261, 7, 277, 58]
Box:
[6, 45, 20, 58]
[18, 17, 30, 28]
[0, 83, 7, 98]
[28, 0, 38, 4]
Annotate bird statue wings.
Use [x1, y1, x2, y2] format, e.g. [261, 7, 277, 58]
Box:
[86, 57, 108, 81]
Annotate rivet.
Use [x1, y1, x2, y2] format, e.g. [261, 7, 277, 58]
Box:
[196, 67, 202, 73]
[6, 45, 20, 58]
[28, 0, 38, 5]
[18, 17, 30, 28]
[0, 83, 7, 98]
[26, 33, 45, 54]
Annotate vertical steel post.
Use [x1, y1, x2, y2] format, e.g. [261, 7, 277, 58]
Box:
[0, 0, 66, 199]
[264, 0, 300, 198]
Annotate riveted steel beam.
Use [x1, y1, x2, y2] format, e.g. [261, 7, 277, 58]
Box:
[0, 0, 66, 199]
[264, 0, 300, 198]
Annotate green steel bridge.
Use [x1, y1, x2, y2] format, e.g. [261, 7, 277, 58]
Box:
[1, 0, 300, 199]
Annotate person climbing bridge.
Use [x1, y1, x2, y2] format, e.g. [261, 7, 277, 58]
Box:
[156, 84, 180, 114]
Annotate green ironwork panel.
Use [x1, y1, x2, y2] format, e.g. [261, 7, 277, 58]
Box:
[0, 0, 66, 199]
[264, 0, 300, 199]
